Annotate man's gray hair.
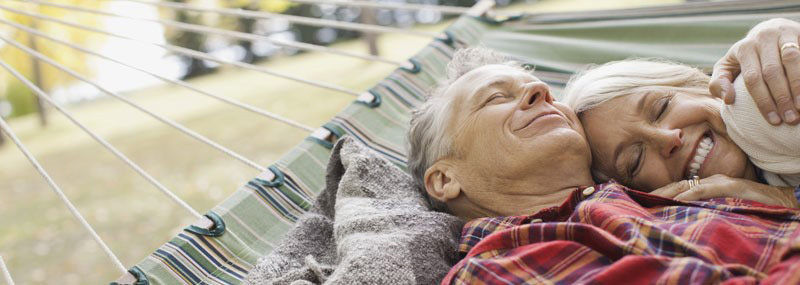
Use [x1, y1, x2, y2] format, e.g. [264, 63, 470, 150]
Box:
[562, 58, 710, 114]
[407, 47, 528, 211]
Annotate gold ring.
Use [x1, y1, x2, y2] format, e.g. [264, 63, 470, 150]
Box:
[688, 175, 700, 189]
[781, 42, 800, 53]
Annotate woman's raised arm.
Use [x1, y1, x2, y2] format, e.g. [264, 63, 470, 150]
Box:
[710, 18, 800, 125]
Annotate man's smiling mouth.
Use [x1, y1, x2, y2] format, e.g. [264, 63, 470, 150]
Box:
[515, 111, 560, 132]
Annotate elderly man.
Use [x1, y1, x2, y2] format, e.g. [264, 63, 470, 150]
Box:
[407, 47, 594, 220]
[408, 47, 800, 284]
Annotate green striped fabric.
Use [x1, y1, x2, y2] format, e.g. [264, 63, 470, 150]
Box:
[122, 1, 800, 284]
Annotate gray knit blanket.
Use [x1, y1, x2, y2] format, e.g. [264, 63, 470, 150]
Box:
[244, 137, 464, 285]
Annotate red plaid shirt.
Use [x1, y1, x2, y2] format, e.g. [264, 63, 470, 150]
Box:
[443, 182, 800, 284]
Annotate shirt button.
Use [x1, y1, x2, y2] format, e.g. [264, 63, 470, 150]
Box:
[582, 186, 595, 197]
[531, 218, 543, 223]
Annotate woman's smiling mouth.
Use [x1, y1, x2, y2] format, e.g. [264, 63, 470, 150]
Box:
[685, 132, 715, 179]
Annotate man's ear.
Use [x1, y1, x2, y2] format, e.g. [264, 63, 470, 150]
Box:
[423, 161, 462, 203]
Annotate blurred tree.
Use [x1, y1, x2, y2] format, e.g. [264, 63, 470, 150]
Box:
[0, 1, 105, 123]
[161, 0, 214, 79]
[223, 0, 294, 63]
[160, 0, 292, 77]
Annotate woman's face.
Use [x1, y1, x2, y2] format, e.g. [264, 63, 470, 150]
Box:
[580, 89, 757, 191]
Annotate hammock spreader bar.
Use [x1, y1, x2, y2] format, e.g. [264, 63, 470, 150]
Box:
[112, 0, 440, 38]
[0, 4, 362, 97]
[22, 0, 407, 67]
[0, 17, 315, 133]
[0, 83, 127, 274]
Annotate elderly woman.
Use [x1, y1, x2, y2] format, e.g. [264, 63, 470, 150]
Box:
[407, 47, 594, 220]
[562, 18, 800, 207]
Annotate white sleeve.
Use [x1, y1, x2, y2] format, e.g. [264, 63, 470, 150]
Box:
[720, 77, 800, 180]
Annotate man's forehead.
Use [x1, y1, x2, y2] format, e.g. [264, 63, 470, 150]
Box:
[447, 65, 539, 98]
[462, 64, 537, 82]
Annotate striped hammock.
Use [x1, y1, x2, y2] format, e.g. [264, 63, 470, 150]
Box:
[116, 0, 800, 284]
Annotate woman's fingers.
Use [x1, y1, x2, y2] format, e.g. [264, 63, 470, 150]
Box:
[779, 34, 800, 111]
[673, 176, 798, 208]
[709, 49, 739, 104]
[757, 30, 799, 125]
[738, 41, 783, 125]
[650, 180, 691, 199]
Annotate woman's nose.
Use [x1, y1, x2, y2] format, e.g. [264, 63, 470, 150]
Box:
[519, 82, 553, 110]
[653, 128, 683, 158]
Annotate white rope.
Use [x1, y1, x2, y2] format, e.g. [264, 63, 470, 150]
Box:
[0, 17, 316, 133]
[0, 4, 361, 96]
[0, 96, 127, 274]
[0, 256, 14, 285]
[286, 0, 472, 14]
[22, 0, 406, 66]
[0, 36, 203, 220]
[112, 0, 439, 38]
[0, 32, 268, 174]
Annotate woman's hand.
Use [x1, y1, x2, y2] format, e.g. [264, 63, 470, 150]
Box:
[651, 174, 799, 209]
[710, 18, 800, 125]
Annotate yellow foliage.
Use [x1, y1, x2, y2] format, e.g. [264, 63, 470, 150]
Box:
[257, 0, 293, 13]
[227, 0, 292, 12]
[0, 0, 105, 97]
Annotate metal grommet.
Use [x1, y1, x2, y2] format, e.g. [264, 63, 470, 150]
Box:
[111, 266, 149, 285]
[582, 186, 595, 197]
[355, 90, 382, 108]
[184, 212, 226, 237]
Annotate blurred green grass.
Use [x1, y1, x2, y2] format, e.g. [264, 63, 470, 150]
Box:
[0, 0, 680, 283]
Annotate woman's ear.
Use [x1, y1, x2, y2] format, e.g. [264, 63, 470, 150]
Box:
[424, 161, 462, 202]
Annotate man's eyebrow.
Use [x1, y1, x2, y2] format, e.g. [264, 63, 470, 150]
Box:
[469, 78, 510, 107]
[472, 79, 509, 97]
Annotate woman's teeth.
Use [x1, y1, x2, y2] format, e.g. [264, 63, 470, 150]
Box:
[687, 136, 713, 178]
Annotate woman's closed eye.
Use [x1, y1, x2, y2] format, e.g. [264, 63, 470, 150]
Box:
[627, 144, 644, 181]
[654, 95, 673, 121]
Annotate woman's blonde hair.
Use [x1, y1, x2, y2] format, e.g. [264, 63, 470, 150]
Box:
[562, 58, 711, 114]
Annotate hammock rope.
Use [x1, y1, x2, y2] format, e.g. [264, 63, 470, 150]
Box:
[22, 0, 406, 67]
[111, 0, 440, 38]
[0, 35, 205, 220]
[285, 0, 473, 14]
[0, 17, 316, 133]
[0, 32, 268, 175]
[0, 256, 14, 285]
[0, 92, 127, 274]
[0, 4, 362, 97]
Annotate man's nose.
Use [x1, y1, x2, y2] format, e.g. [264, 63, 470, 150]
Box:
[652, 128, 683, 158]
[519, 82, 553, 110]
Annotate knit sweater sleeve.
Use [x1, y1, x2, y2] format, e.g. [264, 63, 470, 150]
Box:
[719, 76, 800, 187]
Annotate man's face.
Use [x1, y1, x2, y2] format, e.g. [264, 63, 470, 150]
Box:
[440, 64, 591, 216]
